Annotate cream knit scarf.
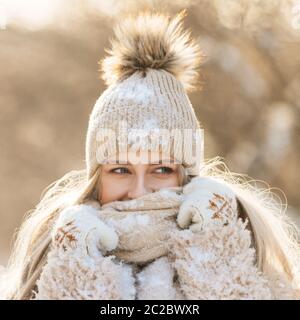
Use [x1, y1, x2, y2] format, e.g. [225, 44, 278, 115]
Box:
[97, 187, 184, 266]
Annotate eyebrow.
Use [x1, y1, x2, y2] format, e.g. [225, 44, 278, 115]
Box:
[104, 159, 175, 165]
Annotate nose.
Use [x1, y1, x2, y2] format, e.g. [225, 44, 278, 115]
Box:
[127, 175, 152, 199]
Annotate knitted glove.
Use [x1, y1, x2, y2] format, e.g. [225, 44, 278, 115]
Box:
[52, 204, 119, 258]
[177, 177, 238, 232]
[33, 204, 136, 300]
[168, 177, 274, 299]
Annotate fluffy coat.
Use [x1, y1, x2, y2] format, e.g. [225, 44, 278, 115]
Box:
[30, 177, 296, 300]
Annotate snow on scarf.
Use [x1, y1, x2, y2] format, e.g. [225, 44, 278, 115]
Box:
[97, 186, 184, 265]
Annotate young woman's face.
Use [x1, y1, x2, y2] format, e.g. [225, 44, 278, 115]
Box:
[98, 151, 181, 205]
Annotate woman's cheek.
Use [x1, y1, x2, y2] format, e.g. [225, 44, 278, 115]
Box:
[100, 175, 130, 202]
[148, 174, 180, 188]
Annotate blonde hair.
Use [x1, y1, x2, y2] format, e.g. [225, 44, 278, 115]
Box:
[0, 157, 299, 299]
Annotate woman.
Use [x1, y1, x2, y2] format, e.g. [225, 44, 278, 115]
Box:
[1, 10, 299, 300]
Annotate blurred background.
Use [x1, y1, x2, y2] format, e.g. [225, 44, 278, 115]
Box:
[1, 0, 300, 265]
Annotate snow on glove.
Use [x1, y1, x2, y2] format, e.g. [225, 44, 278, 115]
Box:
[34, 206, 135, 300]
[177, 177, 238, 232]
[52, 204, 119, 258]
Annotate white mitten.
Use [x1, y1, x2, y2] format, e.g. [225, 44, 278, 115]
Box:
[177, 177, 238, 232]
[52, 204, 119, 258]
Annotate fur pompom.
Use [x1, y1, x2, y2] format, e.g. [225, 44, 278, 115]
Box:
[99, 10, 204, 92]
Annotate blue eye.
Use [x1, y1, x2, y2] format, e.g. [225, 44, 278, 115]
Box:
[155, 167, 174, 174]
[109, 166, 174, 175]
[110, 167, 130, 174]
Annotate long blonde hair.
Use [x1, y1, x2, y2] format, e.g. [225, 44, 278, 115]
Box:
[1, 157, 299, 299]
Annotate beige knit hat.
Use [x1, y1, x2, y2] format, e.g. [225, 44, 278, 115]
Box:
[85, 10, 204, 180]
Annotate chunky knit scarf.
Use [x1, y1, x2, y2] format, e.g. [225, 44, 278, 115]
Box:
[97, 187, 184, 266]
